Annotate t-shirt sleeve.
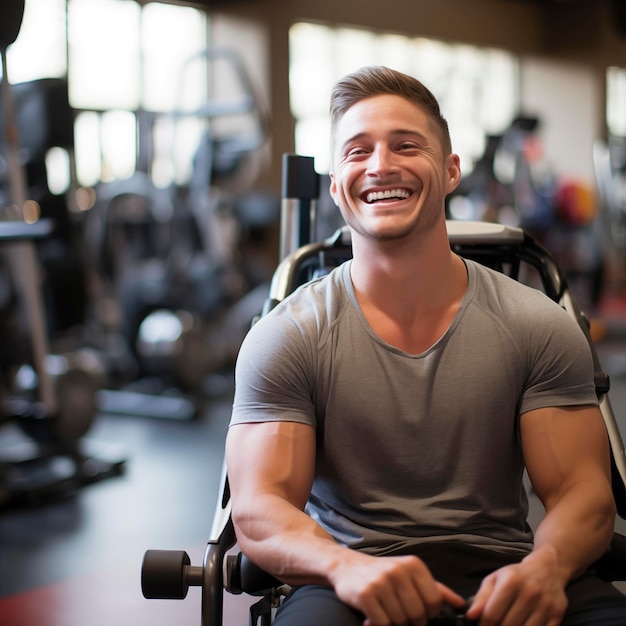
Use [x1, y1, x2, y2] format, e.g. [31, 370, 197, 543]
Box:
[518, 299, 598, 414]
[229, 308, 317, 427]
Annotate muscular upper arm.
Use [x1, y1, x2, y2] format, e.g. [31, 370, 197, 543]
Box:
[521, 405, 613, 510]
[225, 420, 316, 513]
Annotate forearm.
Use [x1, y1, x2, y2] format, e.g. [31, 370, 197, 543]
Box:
[232, 492, 352, 586]
[226, 421, 344, 585]
[234, 493, 468, 625]
[531, 479, 615, 585]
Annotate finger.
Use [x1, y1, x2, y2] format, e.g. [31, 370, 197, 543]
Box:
[396, 557, 444, 621]
[399, 582, 466, 624]
[500, 597, 535, 626]
[358, 575, 426, 626]
[511, 594, 563, 626]
[464, 577, 494, 620]
[379, 587, 424, 626]
[359, 597, 395, 626]
[390, 567, 456, 624]
[436, 582, 466, 609]
[391, 580, 429, 624]
[476, 575, 517, 626]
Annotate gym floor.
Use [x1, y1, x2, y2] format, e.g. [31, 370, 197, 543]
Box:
[0, 369, 254, 626]
[1, 320, 626, 626]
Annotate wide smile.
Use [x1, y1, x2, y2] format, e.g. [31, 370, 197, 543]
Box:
[362, 188, 413, 204]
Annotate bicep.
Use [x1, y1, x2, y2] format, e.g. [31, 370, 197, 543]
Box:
[226, 420, 316, 512]
[521, 405, 612, 509]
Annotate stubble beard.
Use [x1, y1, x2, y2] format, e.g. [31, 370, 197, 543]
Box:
[343, 198, 441, 243]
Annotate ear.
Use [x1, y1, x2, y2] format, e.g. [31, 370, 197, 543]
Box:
[445, 153, 462, 195]
[329, 172, 339, 206]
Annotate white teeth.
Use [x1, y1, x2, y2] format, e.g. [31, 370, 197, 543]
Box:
[366, 189, 410, 203]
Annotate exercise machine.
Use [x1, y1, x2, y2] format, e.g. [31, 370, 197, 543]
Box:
[0, 0, 125, 508]
[86, 47, 276, 417]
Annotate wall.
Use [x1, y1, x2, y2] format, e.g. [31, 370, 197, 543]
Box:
[520, 58, 601, 183]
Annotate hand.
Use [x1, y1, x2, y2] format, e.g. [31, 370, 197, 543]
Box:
[329, 551, 466, 626]
[465, 545, 568, 625]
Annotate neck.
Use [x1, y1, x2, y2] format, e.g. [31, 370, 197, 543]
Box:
[348, 221, 468, 354]
[349, 220, 462, 315]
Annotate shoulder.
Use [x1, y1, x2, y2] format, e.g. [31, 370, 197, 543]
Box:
[464, 258, 590, 353]
[466, 258, 567, 319]
[466, 258, 593, 363]
[239, 261, 350, 356]
[232, 263, 352, 426]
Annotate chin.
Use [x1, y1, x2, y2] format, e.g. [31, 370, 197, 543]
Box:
[359, 223, 416, 241]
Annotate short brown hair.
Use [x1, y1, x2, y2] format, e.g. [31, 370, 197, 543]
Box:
[330, 65, 452, 155]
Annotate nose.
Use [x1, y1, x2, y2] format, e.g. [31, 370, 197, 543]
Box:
[366, 143, 399, 176]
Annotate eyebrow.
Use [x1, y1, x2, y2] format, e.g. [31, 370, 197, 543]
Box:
[339, 129, 431, 153]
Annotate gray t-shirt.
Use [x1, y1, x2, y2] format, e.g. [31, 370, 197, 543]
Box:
[230, 258, 598, 557]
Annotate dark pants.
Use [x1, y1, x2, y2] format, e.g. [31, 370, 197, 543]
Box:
[272, 544, 626, 625]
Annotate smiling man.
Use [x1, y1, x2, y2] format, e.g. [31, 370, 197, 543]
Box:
[226, 66, 626, 626]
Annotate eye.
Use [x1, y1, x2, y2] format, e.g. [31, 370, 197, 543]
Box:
[346, 146, 368, 158]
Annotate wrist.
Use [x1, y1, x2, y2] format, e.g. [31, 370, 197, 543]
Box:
[325, 545, 369, 587]
[523, 544, 569, 587]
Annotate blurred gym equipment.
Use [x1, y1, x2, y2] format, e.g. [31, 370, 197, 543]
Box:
[594, 138, 626, 257]
[85, 47, 277, 418]
[0, 0, 124, 508]
[448, 115, 603, 309]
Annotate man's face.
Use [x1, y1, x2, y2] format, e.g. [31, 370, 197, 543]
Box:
[329, 94, 460, 242]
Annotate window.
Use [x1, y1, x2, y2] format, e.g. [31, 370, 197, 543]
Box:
[68, 0, 208, 187]
[289, 22, 519, 175]
[607, 66, 626, 138]
[3, 0, 67, 83]
[5, 0, 208, 193]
